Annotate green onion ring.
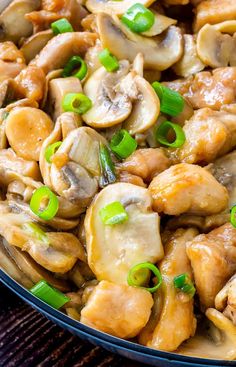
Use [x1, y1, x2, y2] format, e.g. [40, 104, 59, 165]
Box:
[127, 262, 162, 293]
[99, 201, 128, 225]
[30, 280, 70, 309]
[173, 273, 196, 298]
[152, 81, 184, 117]
[98, 48, 119, 72]
[62, 56, 88, 80]
[45, 141, 62, 164]
[62, 93, 92, 114]
[156, 121, 186, 148]
[110, 129, 137, 159]
[30, 186, 59, 221]
[121, 4, 155, 33]
[51, 18, 74, 35]
[230, 205, 236, 227]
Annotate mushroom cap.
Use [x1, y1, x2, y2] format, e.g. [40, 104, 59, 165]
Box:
[142, 12, 177, 37]
[197, 24, 233, 68]
[82, 61, 133, 128]
[97, 13, 184, 71]
[173, 34, 205, 78]
[85, 0, 156, 16]
[0, 0, 40, 43]
[20, 29, 54, 64]
[85, 182, 164, 284]
[123, 75, 160, 134]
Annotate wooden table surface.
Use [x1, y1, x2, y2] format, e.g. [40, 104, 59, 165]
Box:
[0, 283, 145, 367]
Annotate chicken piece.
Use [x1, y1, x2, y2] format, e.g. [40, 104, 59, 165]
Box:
[80, 280, 153, 339]
[0, 41, 25, 63]
[15, 66, 45, 102]
[194, 0, 236, 32]
[167, 108, 236, 164]
[25, 10, 61, 33]
[118, 171, 146, 187]
[164, 67, 236, 110]
[116, 148, 170, 183]
[186, 223, 236, 309]
[30, 32, 97, 74]
[215, 275, 236, 325]
[140, 228, 197, 351]
[149, 163, 228, 216]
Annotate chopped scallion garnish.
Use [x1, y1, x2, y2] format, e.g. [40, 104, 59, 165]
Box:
[45, 141, 62, 164]
[99, 201, 128, 225]
[152, 81, 184, 117]
[110, 129, 137, 159]
[173, 273, 195, 298]
[98, 48, 119, 72]
[156, 121, 186, 148]
[30, 186, 59, 221]
[62, 56, 87, 80]
[30, 280, 70, 309]
[121, 3, 155, 33]
[127, 262, 162, 293]
[51, 18, 74, 35]
[62, 93, 92, 114]
[230, 205, 236, 227]
[99, 143, 116, 187]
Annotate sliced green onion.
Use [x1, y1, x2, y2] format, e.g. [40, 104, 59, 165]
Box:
[45, 141, 62, 164]
[62, 56, 87, 80]
[51, 18, 74, 35]
[110, 129, 137, 159]
[30, 186, 59, 221]
[121, 3, 155, 33]
[99, 143, 116, 187]
[99, 201, 128, 225]
[98, 48, 119, 72]
[23, 222, 49, 244]
[127, 262, 162, 293]
[156, 121, 186, 148]
[230, 205, 236, 227]
[62, 93, 92, 114]
[152, 81, 184, 117]
[2, 111, 9, 120]
[174, 273, 196, 298]
[30, 280, 70, 309]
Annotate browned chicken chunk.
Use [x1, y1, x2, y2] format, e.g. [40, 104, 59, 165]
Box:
[140, 228, 197, 351]
[165, 68, 236, 110]
[167, 108, 236, 164]
[186, 223, 236, 309]
[149, 163, 228, 216]
[81, 280, 153, 339]
[194, 0, 236, 32]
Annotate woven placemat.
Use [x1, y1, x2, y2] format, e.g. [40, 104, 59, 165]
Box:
[0, 284, 144, 367]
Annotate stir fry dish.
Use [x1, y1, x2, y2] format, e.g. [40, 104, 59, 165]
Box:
[0, 0, 236, 360]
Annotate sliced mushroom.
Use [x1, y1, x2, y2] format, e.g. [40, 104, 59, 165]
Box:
[20, 29, 54, 64]
[197, 24, 233, 68]
[140, 228, 197, 351]
[0, 238, 34, 288]
[0, 206, 85, 273]
[123, 75, 160, 134]
[2, 239, 70, 291]
[215, 274, 236, 325]
[47, 77, 82, 121]
[81, 280, 153, 338]
[44, 127, 107, 209]
[5, 107, 53, 161]
[82, 61, 132, 128]
[0, 0, 40, 43]
[97, 13, 183, 71]
[0, 148, 40, 186]
[149, 163, 229, 216]
[142, 12, 177, 37]
[173, 34, 205, 78]
[85, 182, 164, 284]
[30, 31, 97, 74]
[85, 0, 156, 16]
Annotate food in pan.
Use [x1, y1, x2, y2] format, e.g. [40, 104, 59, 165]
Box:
[0, 0, 236, 360]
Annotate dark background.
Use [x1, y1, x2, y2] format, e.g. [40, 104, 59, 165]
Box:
[0, 283, 144, 367]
